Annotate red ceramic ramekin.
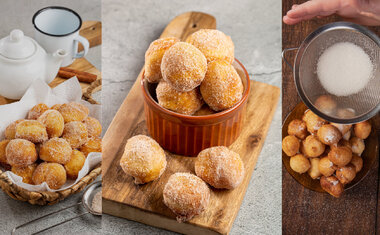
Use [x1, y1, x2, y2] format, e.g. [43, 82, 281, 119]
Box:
[141, 59, 251, 156]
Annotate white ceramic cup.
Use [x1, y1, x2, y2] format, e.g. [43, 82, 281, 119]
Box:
[33, 6, 89, 67]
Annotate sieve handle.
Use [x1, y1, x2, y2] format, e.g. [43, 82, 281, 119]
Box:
[282, 47, 298, 71]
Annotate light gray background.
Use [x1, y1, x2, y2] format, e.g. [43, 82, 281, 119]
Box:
[0, 0, 101, 234]
[102, 0, 282, 234]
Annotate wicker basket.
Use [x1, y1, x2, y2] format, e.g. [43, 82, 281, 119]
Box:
[0, 80, 102, 205]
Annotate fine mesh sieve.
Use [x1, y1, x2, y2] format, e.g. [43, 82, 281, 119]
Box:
[283, 22, 380, 124]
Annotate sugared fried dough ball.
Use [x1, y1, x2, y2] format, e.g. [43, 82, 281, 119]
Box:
[336, 164, 356, 184]
[354, 121, 371, 139]
[163, 172, 210, 222]
[83, 117, 102, 137]
[289, 154, 310, 173]
[64, 150, 86, 179]
[302, 135, 325, 157]
[350, 155, 363, 173]
[343, 130, 351, 141]
[5, 120, 24, 139]
[314, 95, 337, 115]
[337, 108, 356, 119]
[120, 135, 166, 184]
[288, 119, 308, 140]
[338, 139, 351, 149]
[15, 120, 48, 143]
[331, 123, 352, 135]
[51, 104, 62, 110]
[195, 146, 245, 189]
[144, 37, 180, 83]
[161, 42, 207, 92]
[186, 29, 234, 64]
[79, 137, 102, 157]
[318, 156, 336, 177]
[302, 110, 328, 134]
[32, 162, 66, 190]
[0, 140, 10, 165]
[58, 102, 89, 123]
[350, 136, 365, 156]
[308, 158, 321, 179]
[328, 146, 352, 167]
[282, 135, 300, 157]
[27, 103, 49, 120]
[39, 138, 72, 164]
[6, 139, 37, 166]
[156, 81, 203, 115]
[320, 176, 344, 198]
[200, 59, 243, 111]
[37, 110, 64, 138]
[317, 124, 342, 145]
[193, 104, 215, 116]
[11, 163, 37, 184]
[62, 121, 88, 149]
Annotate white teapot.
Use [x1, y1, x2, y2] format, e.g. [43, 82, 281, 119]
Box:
[0, 29, 67, 99]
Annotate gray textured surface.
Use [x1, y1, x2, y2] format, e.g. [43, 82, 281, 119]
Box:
[0, 1, 101, 234]
[102, 0, 282, 234]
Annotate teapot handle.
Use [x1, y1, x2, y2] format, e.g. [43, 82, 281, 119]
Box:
[73, 35, 89, 59]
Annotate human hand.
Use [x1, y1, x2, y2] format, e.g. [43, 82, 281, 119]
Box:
[283, 0, 380, 26]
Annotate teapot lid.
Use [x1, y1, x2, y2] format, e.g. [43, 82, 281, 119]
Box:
[0, 29, 35, 59]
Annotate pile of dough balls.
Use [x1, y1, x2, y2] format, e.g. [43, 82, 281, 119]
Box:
[282, 109, 371, 198]
[144, 29, 243, 115]
[120, 135, 245, 222]
[0, 102, 102, 190]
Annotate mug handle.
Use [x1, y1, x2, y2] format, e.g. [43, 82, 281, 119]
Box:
[74, 35, 89, 58]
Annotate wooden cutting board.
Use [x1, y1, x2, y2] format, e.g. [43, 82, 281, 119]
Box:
[0, 21, 102, 105]
[102, 12, 280, 235]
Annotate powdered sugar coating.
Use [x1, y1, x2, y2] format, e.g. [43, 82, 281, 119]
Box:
[120, 135, 166, 184]
[32, 162, 67, 190]
[6, 139, 37, 166]
[80, 136, 102, 157]
[186, 29, 234, 64]
[39, 137, 72, 164]
[156, 81, 203, 115]
[27, 103, 49, 120]
[5, 120, 25, 140]
[161, 42, 207, 92]
[83, 116, 102, 137]
[195, 146, 244, 189]
[37, 110, 65, 138]
[64, 150, 86, 179]
[15, 120, 48, 143]
[163, 172, 210, 222]
[200, 59, 243, 111]
[0, 139, 10, 165]
[62, 121, 88, 149]
[317, 124, 342, 145]
[58, 102, 89, 123]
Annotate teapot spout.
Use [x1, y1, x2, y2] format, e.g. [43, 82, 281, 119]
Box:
[45, 49, 67, 83]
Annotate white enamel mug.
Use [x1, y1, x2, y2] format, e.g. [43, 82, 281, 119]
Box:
[33, 6, 89, 67]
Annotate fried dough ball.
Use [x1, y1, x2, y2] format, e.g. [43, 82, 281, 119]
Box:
[288, 119, 308, 140]
[308, 158, 321, 179]
[350, 155, 363, 173]
[343, 130, 351, 141]
[83, 117, 102, 137]
[193, 104, 216, 116]
[156, 81, 203, 115]
[79, 137, 102, 157]
[350, 136, 365, 156]
[15, 120, 48, 143]
[318, 156, 336, 177]
[282, 135, 300, 157]
[331, 123, 352, 135]
[144, 37, 180, 83]
[302, 110, 328, 134]
[328, 146, 352, 167]
[32, 162, 66, 190]
[6, 139, 37, 166]
[37, 110, 64, 138]
[11, 163, 37, 184]
[39, 138, 72, 164]
[27, 103, 49, 120]
[338, 139, 351, 149]
[185, 29, 234, 64]
[302, 135, 325, 157]
[161, 42, 207, 92]
[320, 176, 344, 198]
[354, 121, 371, 139]
[51, 104, 62, 110]
[64, 150, 86, 179]
[336, 164, 356, 185]
[317, 124, 342, 145]
[120, 135, 166, 184]
[62, 121, 88, 149]
[289, 154, 310, 173]
[0, 140, 10, 165]
[337, 108, 356, 119]
[195, 146, 245, 189]
[4, 120, 24, 139]
[163, 172, 210, 222]
[58, 102, 89, 123]
[200, 59, 243, 111]
[314, 95, 337, 115]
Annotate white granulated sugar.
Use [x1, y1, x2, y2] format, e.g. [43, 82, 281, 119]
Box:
[317, 42, 373, 96]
